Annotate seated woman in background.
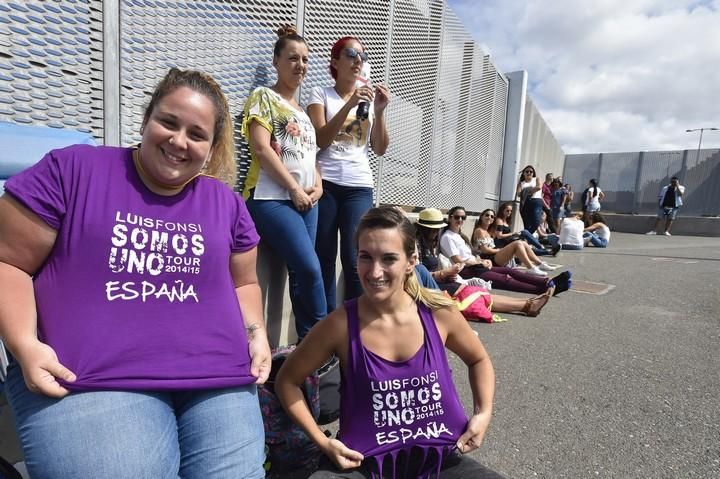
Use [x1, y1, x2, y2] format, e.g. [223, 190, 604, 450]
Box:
[583, 212, 611, 248]
[536, 211, 561, 250]
[276, 206, 504, 478]
[438, 206, 555, 295]
[417, 208, 551, 316]
[494, 202, 559, 256]
[472, 208, 558, 277]
[558, 213, 585, 250]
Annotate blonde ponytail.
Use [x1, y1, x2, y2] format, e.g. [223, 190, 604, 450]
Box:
[404, 269, 455, 310]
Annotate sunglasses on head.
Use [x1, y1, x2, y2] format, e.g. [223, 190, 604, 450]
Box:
[343, 47, 368, 62]
[452, 215, 466, 221]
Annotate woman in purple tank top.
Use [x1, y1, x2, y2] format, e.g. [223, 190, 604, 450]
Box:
[277, 207, 504, 478]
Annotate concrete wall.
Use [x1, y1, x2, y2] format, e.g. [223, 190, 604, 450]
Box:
[602, 213, 720, 237]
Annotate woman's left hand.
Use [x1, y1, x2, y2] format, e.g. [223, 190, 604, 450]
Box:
[456, 411, 492, 453]
[248, 328, 271, 384]
[306, 184, 323, 206]
[373, 84, 390, 113]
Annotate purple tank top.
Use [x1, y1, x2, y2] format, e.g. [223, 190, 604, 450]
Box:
[339, 298, 469, 478]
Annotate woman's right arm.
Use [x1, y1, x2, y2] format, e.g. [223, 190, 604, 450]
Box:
[0, 195, 75, 397]
[307, 88, 371, 149]
[492, 221, 514, 240]
[276, 310, 364, 469]
[246, 121, 313, 211]
[472, 229, 499, 256]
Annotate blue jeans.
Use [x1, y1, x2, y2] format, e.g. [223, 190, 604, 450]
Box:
[521, 198, 544, 233]
[315, 181, 373, 312]
[246, 196, 326, 339]
[415, 263, 439, 289]
[518, 229, 549, 256]
[583, 231, 608, 247]
[5, 361, 265, 479]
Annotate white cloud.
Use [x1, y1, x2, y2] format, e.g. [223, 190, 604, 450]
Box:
[447, 0, 720, 152]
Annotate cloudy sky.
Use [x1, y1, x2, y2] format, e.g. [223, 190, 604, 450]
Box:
[447, 0, 720, 154]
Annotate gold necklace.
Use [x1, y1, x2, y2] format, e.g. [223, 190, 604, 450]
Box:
[132, 148, 205, 193]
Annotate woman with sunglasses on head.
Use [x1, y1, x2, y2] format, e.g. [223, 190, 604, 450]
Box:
[243, 25, 326, 340]
[472, 209, 557, 277]
[307, 36, 390, 314]
[516, 165, 544, 233]
[439, 207, 555, 295]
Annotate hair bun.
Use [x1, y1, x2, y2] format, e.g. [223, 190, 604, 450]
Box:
[277, 24, 298, 38]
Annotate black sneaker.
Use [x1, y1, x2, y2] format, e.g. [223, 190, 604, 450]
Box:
[552, 271, 572, 295]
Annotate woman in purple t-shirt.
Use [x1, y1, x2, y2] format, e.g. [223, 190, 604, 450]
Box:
[0, 69, 270, 478]
[276, 207, 504, 478]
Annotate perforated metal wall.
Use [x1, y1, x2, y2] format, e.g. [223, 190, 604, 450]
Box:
[3, 0, 514, 210]
[0, 0, 104, 142]
[300, 0, 392, 199]
[519, 97, 564, 180]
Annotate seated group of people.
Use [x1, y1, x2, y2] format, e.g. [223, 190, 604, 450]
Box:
[554, 211, 611, 250]
[413, 205, 574, 319]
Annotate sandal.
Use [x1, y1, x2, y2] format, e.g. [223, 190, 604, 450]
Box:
[522, 294, 550, 317]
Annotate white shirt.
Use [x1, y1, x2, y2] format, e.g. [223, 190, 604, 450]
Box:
[306, 86, 374, 188]
[595, 224, 611, 241]
[520, 180, 543, 199]
[243, 87, 317, 200]
[439, 230, 474, 262]
[559, 217, 584, 248]
[585, 187, 603, 211]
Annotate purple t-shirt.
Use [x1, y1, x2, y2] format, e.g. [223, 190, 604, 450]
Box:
[5, 145, 260, 391]
[338, 299, 469, 478]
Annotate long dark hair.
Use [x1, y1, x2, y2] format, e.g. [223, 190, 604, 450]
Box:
[498, 201, 514, 222]
[474, 208, 497, 235]
[590, 212, 607, 225]
[589, 178, 599, 198]
[520, 165, 537, 180]
[414, 223, 440, 268]
[441, 206, 471, 246]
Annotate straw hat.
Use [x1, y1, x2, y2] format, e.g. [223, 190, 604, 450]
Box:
[417, 208, 446, 229]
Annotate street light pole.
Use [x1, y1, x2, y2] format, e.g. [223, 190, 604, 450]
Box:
[686, 127, 719, 166]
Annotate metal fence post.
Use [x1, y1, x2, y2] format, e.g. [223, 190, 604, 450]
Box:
[103, 0, 121, 146]
[375, 0, 395, 206]
[632, 151, 644, 214]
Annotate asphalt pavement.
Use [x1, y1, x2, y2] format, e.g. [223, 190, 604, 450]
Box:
[454, 232, 720, 478]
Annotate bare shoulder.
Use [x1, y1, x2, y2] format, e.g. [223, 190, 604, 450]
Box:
[305, 305, 349, 350]
[431, 304, 464, 340]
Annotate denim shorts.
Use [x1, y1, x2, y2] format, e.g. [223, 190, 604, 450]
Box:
[658, 207, 679, 220]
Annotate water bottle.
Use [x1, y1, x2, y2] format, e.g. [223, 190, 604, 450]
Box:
[355, 62, 371, 120]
